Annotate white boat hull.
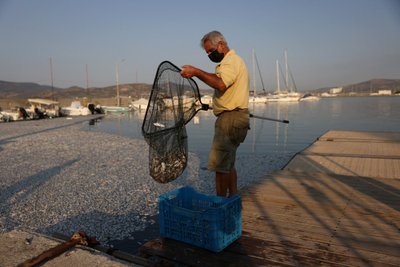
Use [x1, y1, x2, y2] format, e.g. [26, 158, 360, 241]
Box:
[249, 96, 268, 104]
[300, 96, 320, 101]
[61, 107, 91, 116]
[102, 106, 130, 113]
[61, 101, 92, 116]
[267, 95, 300, 102]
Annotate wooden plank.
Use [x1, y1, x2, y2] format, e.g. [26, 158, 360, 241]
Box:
[244, 171, 400, 189]
[318, 131, 400, 142]
[242, 201, 400, 232]
[139, 238, 294, 267]
[243, 218, 400, 256]
[242, 186, 400, 217]
[242, 210, 400, 242]
[303, 143, 400, 158]
[242, 214, 400, 257]
[242, 207, 400, 238]
[285, 155, 400, 178]
[285, 130, 400, 179]
[241, 229, 400, 267]
[243, 183, 399, 217]
[241, 228, 400, 266]
[139, 235, 382, 267]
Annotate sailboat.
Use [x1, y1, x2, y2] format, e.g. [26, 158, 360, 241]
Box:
[249, 49, 268, 104]
[267, 50, 301, 102]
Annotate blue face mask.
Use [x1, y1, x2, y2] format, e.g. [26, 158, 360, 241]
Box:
[208, 49, 224, 63]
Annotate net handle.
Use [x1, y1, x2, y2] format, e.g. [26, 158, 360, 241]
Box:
[206, 105, 289, 124]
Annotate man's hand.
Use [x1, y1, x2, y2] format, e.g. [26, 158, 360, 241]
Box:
[180, 65, 198, 78]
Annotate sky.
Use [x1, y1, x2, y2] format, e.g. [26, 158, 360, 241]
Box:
[0, 0, 399, 92]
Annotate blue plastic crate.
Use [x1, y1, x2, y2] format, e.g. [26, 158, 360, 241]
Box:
[158, 186, 242, 252]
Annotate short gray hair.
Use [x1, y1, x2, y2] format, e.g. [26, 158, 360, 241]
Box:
[200, 31, 227, 48]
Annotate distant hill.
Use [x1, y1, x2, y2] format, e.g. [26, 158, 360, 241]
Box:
[0, 81, 152, 99]
[56, 83, 153, 99]
[312, 79, 400, 94]
[1, 78, 399, 100]
[0, 81, 57, 98]
[0, 80, 215, 101]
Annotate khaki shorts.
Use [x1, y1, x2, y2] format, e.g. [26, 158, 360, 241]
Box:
[208, 109, 249, 173]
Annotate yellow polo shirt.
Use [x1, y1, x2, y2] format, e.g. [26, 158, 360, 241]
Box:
[213, 49, 249, 116]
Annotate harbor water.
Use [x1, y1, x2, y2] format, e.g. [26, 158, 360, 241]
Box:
[87, 96, 400, 162]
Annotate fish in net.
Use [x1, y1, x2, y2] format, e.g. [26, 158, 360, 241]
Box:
[142, 61, 209, 183]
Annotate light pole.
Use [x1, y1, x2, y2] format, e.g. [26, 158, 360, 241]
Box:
[115, 59, 125, 107]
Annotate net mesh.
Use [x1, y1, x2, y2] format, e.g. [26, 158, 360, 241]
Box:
[142, 61, 207, 183]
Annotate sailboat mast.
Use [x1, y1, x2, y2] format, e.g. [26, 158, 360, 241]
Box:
[284, 50, 289, 92]
[116, 63, 120, 107]
[254, 52, 266, 93]
[85, 64, 90, 102]
[85, 64, 89, 91]
[276, 60, 280, 93]
[252, 49, 256, 97]
[115, 59, 126, 107]
[50, 57, 54, 100]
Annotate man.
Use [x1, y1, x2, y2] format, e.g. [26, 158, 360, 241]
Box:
[181, 31, 250, 197]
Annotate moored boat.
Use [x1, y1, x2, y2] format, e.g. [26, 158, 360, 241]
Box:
[131, 98, 148, 111]
[267, 51, 300, 102]
[60, 101, 91, 116]
[101, 106, 131, 113]
[26, 98, 60, 118]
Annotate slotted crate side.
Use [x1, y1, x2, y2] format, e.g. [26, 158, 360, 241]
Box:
[159, 187, 242, 252]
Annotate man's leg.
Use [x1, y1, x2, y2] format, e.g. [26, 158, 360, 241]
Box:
[216, 168, 238, 197]
[228, 167, 238, 197]
[216, 171, 229, 197]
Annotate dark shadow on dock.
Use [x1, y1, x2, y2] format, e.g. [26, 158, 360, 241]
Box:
[332, 174, 400, 212]
[109, 214, 160, 255]
[295, 149, 400, 213]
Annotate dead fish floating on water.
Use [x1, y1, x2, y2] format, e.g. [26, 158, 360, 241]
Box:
[153, 122, 165, 128]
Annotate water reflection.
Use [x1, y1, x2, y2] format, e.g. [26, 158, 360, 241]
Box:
[377, 97, 392, 118]
[330, 97, 342, 118]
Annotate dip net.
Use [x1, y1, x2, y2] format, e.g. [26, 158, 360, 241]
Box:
[142, 61, 209, 183]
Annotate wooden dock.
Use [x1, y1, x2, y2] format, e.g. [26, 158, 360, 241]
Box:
[139, 130, 400, 266]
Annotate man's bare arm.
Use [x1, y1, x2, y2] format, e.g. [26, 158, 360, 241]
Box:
[181, 65, 227, 93]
